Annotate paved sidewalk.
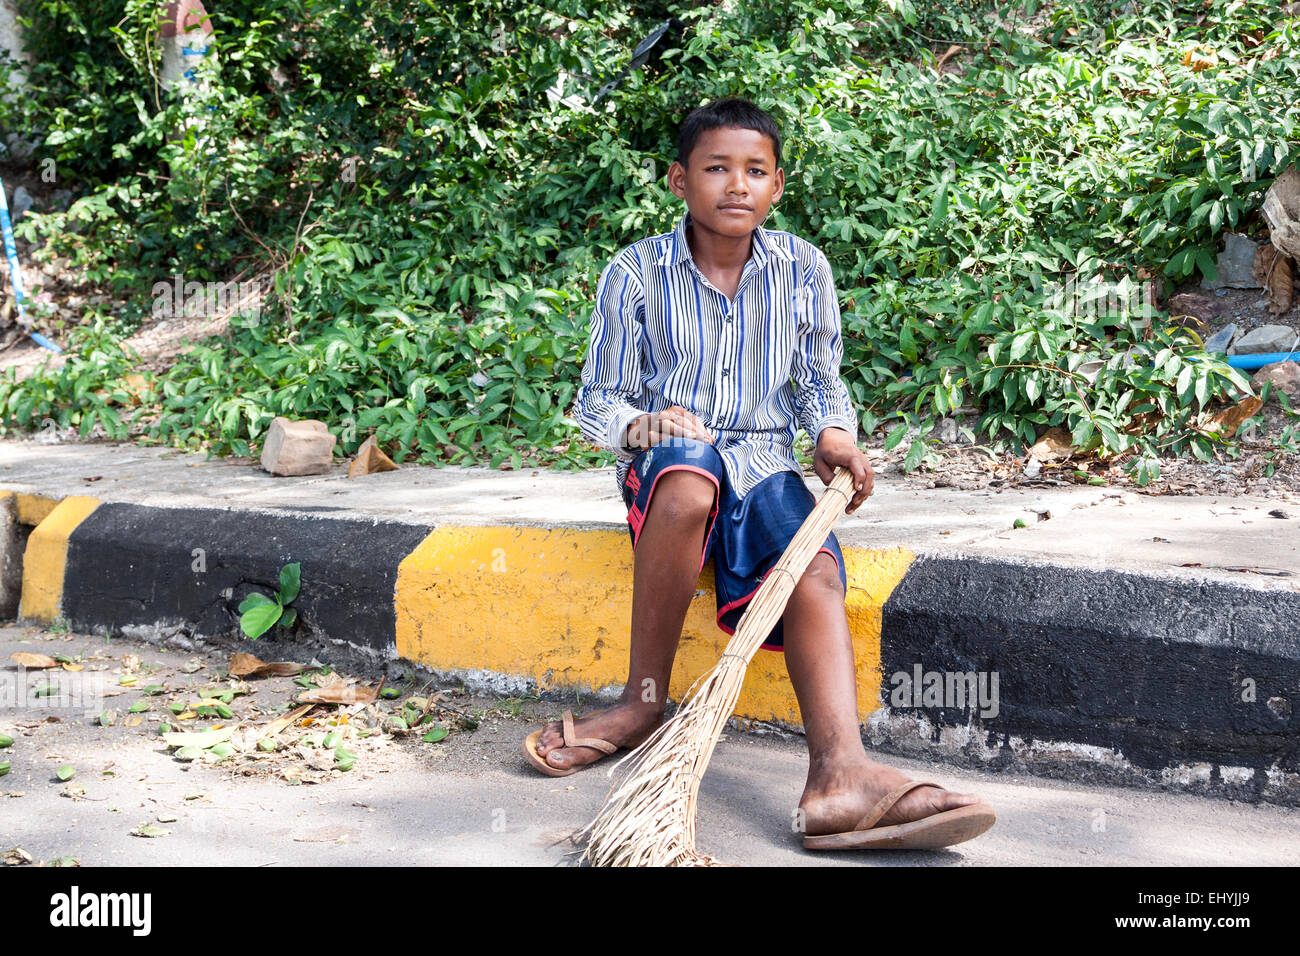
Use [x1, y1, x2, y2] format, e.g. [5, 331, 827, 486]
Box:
[3, 622, 1297, 867]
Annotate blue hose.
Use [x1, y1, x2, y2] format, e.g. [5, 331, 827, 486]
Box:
[1226, 352, 1300, 371]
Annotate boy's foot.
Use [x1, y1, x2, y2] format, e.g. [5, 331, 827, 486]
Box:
[530, 702, 663, 773]
[799, 757, 988, 843]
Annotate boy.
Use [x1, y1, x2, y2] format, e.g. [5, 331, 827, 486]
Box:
[525, 99, 995, 849]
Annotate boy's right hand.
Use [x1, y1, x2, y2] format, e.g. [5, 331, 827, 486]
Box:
[626, 406, 714, 449]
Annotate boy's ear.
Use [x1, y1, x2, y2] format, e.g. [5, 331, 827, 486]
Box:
[771, 167, 785, 203]
[666, 160, 687, 199]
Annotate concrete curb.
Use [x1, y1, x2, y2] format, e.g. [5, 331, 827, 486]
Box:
[3, 450, 1298, 807]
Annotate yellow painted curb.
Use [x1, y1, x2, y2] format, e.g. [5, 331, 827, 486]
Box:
[0, 490, 62, 527]
[18, 495, 102, 625]
[395, 526, 914, 726]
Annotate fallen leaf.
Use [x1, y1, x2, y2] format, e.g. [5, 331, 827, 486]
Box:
[262, 704, 315, 739]
[295, 677, 384, 706]
[2, 847, 34, 865]
[124, 716, 143, 727]
[55, 765, 75, 782]
[229, 652, 306, 678]
[38, 856, 81, 867]
[131, 824, 170, 838]
[292, 826, 357, 843]
[422, 727, 448, 743]
[1028, 427, 1076, 463]
[60, 663, 84, 672]
[162, 725, 237, 749]
[1180, 44, 1218, 71]
[10, 652, 58, 669]
[1204, 396, 1264, 437]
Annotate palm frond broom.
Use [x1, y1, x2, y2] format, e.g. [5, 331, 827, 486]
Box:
[576, 465, 857, 866]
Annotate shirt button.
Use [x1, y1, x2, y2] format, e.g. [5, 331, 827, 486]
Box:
[722, 367, 730, 376]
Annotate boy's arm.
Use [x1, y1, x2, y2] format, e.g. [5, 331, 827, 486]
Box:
[572, 257, 649, 461]
[791, 249, 858, 443]
[793, 250, 874, 513]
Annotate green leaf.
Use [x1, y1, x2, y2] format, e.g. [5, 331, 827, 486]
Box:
[0, 734, 12, 749]
[238, 592, 275, 614]
[56, 765, 75, 781]
[278, 562, 301, 605]
[422, 726, 448, 743]
[884, 422, 909, 451]
[241, 601, 283, 641]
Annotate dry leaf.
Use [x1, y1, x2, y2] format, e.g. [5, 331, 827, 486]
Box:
[229, 652, 306, 678]
[10, 653, 58, 669]
[934, 44, 962, 73]
[348, 434, 400, 477]
[262, 704, 315, 739]
[1268, 260, 1294, 315]
[295, 677, 384, 706]
[1205, 396, 1264, 437]
[1028, 427, 1076, 463]
[1180, 45, 1218, 71]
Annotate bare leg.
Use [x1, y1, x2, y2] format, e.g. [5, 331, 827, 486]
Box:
[535, 469, 716, 770]
[782, 552, 982, 835]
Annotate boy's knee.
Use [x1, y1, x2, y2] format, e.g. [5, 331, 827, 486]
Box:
[794, 553, 844, 600]
[649, 469, 716, 525]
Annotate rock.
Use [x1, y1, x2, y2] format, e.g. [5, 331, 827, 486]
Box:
[259, 416, 337, 476]
[935, 417, 958, 443]
[1202, 232, 1262, 290]
[1232, 324, 1298, 355]
[1166, 291, 1223, 325]
[1253, 361, 1300, 401]
[51, 189, 73, 211]
[10, 186, 33, 222]
[1262, 166, 1300, 260]
[1203, 323, 1238, 353]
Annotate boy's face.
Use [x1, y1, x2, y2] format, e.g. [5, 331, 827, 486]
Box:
[667, 126, 784, 244]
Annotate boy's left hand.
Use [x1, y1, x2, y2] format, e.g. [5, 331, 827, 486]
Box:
[814, 427, 874, 514]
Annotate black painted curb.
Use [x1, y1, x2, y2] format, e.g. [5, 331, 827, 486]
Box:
[61, 503, 432, 652]
[880, 554, 1300, 804]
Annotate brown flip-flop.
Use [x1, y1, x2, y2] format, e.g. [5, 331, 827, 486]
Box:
[802, 779, 996, 850]
[523, 709, 618, 777]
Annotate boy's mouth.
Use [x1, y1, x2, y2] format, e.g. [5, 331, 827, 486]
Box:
[719, 204, 753, 213]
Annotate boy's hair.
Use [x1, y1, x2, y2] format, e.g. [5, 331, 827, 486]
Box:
[676, 98, 781, 170]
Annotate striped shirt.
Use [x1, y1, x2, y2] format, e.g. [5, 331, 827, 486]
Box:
[572, 209, 859, 500]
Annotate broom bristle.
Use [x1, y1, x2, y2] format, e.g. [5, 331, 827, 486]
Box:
[575, 468, 856, 867]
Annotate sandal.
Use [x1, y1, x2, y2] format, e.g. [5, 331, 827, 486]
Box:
[522, 709, 619, 777]
[802, 780, 996, 850]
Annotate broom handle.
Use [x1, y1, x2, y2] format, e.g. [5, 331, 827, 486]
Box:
[723, 465, 857, 665]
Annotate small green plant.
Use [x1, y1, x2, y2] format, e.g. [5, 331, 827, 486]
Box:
[238, 562, 301, 640]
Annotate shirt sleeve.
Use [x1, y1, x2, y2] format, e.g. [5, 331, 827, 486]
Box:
[791, 249, 858, 444]
[571, 256, 648, 462]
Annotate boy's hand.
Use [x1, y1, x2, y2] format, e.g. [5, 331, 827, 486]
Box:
[814, 427, 874, 514]
[626, 406, 715, 449]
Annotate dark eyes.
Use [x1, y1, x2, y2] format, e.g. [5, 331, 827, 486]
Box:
[707, 165, 767, 175]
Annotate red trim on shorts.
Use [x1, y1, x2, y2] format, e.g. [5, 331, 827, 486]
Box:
[716, 547, 842, 652]
[626, 464, 720, 575]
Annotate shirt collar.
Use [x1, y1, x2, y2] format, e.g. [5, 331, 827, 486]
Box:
[657, 209, 793, 270]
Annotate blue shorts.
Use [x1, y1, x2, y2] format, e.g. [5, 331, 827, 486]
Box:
[620, 437, 846, 651]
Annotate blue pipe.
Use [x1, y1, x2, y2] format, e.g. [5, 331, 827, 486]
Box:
[1226, 352, 1300, 371]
